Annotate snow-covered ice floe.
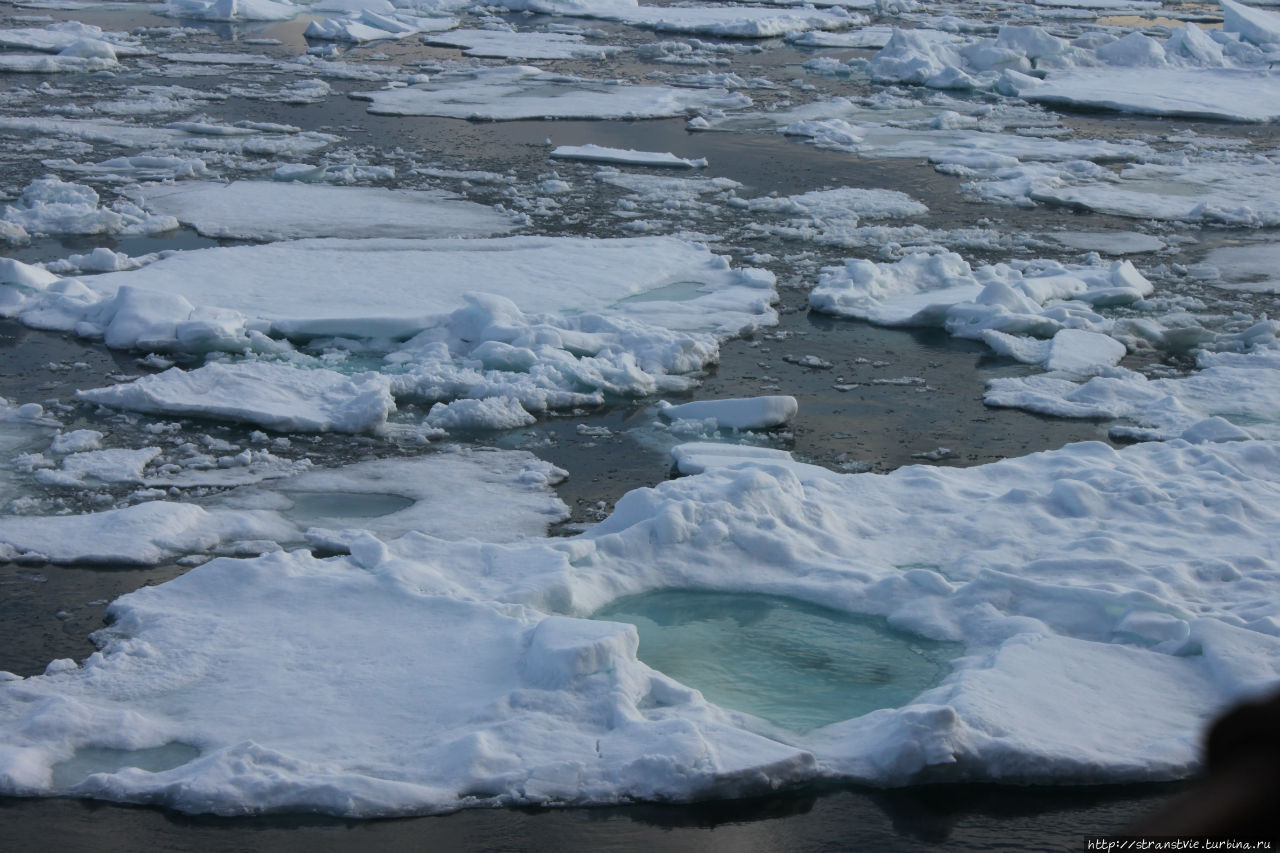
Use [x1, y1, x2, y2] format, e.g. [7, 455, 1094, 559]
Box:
[0, 448, 568, 564]
[305, 9, 458, 42]
[4, 236, 775, 429]
[422, 29, 623, 60]
[128, 181, 519, 240]
[497, 0, 853, 39]
[352, 65, 753, 120]
[2, 439, 1278, 813]
[551, 144, 708, 169]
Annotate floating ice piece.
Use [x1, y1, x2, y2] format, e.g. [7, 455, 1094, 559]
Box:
[425, 396, 537, 430]
[787, 25, 898, 49]
[1022, 69, 1280, 122]
[0, 50, 117, 74]
[33, 447, 162, 487]
[1030, 160, 1280, 226]
[353, 65, 753, 120]
[551, 144, 707, 168]
[670, 441, 809, 475]
[0, 116, 339, 159]
[499, 0, 852, 38]
[986, 348, 1280, 440]
[1203, 243, 1280, 293]
[810, 253, 1153, 364]
[3, 439, 1279, 812]
[306, 10, 458, 42]
[160, 0, 301, 21]
[214, 449, 569, 546]
[8, 236, 772, 348]
[78, 362, 397, 434]
[981, 328, 1128, 374]
[423, 29, 622, 59]
[0, 501, 296, 565]
[741, 186, 928, 221]
[0, 21, 145, 55]
[2, 177, 177, 238]
[44, 155, 212, 181]
[129, 181, 518, 240]
[657, 395, 798, 430]
[1046, 231, 1166, 255]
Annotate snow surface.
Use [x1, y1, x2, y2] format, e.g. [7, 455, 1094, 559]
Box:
[423, 29, 623, 60]
[0, 447, 567, 562]
[353, 66, 753, 120]
[129, 181, 518, 240]
[551, 144, 708, 168]
[2, 440, 1278, 813]
[657, 395, 798, 430]
[78, 362, 398, 434]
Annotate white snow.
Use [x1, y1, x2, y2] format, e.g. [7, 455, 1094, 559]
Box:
[78, 362, 398, 434]
[305, 10, 458, 42]
[1022, 69, 1280, 122]
[986, 346, 1280, 442]
[0, 447, 568, 563]
[129, 181, 518, 241]
[1203, 242, 1280, 293]
[551, 144, 707, 168]
[423, 29, 623, 60]
[657, 395, 798, 430]
[353, 66, 753, 120]
[2, 440, 1278, 812]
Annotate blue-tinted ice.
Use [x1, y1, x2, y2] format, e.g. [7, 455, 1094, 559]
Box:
[52, 743, 201, 789]
[596, 590, 959, 733]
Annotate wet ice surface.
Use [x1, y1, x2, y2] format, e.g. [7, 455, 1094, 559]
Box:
[0, 0, 1279, 843]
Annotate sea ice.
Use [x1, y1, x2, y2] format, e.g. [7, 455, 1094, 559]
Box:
[423, 29, 623, 60]
[129, 181, 518, 240]
[498, 1, 853, 38]
[3, 177, 177, 239]
[305, 10, 458, 42]
[2, 440, 1277, 812]
[809, 251, 1151, 340]
[77, 362, 398, 434]
[353, 66, 753, 120]
[551, 145, 708, 168]
[1203, 242, 1280, 293]
[656, 395, 799, 430]
[986, 347, 1280, 441]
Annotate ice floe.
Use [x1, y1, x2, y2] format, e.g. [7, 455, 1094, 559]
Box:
[656, 395, 798, 430]
[2, 439, 1278, 812]
[78, 362, 398, 434]
[129, 181, 519, 240]
[0, 447, 568, 563]
[422, 29, 623, 59]
[551, 144, 707, 168]
[353, 65, 753, 120]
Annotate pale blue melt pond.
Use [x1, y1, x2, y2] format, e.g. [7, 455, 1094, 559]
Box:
[595, 590, 959, 733]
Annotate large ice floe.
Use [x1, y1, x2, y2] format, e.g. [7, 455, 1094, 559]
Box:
[3, 236, 776, 431]
[0, 447, 569, 564]
[2, 439, 1278, 813]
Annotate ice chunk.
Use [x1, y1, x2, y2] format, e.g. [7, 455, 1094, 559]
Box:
[130, 181, 517, 241]
[657, 395, 798, 430]
[353, 66, 753, 120]
[551, 145, 707, 169]
[78, 362, 396, 434]
[423, 29, 622, 60]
